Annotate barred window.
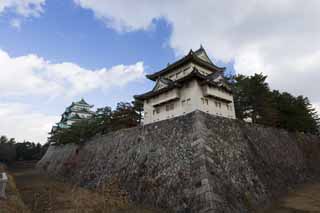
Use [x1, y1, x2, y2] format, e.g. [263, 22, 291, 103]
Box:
[166, 103, 175, 111]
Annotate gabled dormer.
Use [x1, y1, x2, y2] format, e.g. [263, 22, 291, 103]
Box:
[152, 77, 174, 91]
[194, 45, 214, 65]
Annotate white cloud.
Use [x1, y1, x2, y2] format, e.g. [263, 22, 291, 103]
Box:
[74, 0, 161, 32]
[0, 0, 45, 28]
[0, 102, 59, 143]
[314, 103, 320, 116]
[74, 0, 320, 114]
[10, 18, 21, 30]
[0, 49, 145, 142]
[0, 0, 45, 17]
[0, 49, 145, 98]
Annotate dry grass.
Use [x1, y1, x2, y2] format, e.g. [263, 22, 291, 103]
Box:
[6, 162, 320, 213]
[10, 163, 164, 213]
[258, 183, 320, 213]
[0, 163, 29, 213]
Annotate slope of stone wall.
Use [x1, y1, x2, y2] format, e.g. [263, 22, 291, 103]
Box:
[37, 111, 320, 213]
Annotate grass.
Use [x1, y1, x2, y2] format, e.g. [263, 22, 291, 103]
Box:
[10, 162, 165, 213]
[4, 162, 320, 213]
[0, 163, 29, 213]
[258, 183, 320, 213]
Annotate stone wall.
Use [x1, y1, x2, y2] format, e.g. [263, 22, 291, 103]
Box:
[37, 111, 320, 213]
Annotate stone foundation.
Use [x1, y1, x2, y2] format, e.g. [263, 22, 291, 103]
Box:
[38, 111, 320, 212]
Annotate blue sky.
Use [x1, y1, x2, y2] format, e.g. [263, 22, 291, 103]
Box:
[0, 0, 175, 70]
[0, 0, 174, 110]
[0, 0, 319, 143]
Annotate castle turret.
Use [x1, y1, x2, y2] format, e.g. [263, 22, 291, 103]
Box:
[134, 46, 236, 124]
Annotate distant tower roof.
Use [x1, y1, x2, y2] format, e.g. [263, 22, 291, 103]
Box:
[75, 98, 90, 106]
[50, 98, 95, 134]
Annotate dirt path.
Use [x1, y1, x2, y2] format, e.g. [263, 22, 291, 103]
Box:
[9, 162, 161, 213]
[259, 183, 320, 213]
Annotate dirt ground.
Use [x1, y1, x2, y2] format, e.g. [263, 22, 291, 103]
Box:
[0, 163, 29, 213]
[9, 162, 163, 213]
[259, 183, 320, 213]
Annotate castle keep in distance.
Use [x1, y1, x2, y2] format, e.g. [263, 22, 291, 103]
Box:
[135, 46, 236, 124]
[50, 98, 95, 134]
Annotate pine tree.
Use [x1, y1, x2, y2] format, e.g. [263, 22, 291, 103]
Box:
[232, 73, 278, 126]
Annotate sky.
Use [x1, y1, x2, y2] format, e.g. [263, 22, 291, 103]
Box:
[0, 0, 319, 143]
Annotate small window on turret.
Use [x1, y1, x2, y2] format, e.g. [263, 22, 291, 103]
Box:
[215, 101, 221, 108]
[166, 103, 174, 111]
[186, 98, 191, 105]
[202, 98, 209, 105]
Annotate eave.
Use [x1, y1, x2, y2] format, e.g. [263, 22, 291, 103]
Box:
[134, 84, 182, 101]
[134, 68, 232, 101]
[204, 94, 233, 103]
[176, 68, 232, 94]
[200, 81, 233, 94]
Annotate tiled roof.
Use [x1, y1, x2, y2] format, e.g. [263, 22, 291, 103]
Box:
[134, 81, 182, 100]
[76, 98, 90, 106]
[134, 68, 231, 100]
[146, 47, 225, 81]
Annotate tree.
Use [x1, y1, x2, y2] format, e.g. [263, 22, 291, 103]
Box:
[15, 141, 44, 160]
[8, 138, 16, 144]
[132, 100, 144, 124]
[231, 73, 319, 134]
[96, 106, 113, 134]
[112, 102, 140, 130]
[50, 102, 142, 145]
[0, 136, 8, 144]
[0, 135, 16, 163]
[0, 135, 48, 161]
[272, 91, 319, 134]
[232, 73, 278, 126]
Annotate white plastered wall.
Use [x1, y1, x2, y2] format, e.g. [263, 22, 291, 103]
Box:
[143, 80, 236, 124]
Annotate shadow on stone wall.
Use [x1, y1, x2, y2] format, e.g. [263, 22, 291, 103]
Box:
[37, 111, 320, 213]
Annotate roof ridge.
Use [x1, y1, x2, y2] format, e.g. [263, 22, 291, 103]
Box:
[146, 52, 225, 81]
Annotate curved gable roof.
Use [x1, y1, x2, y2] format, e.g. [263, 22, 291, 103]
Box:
[146, 47, 225, 81]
